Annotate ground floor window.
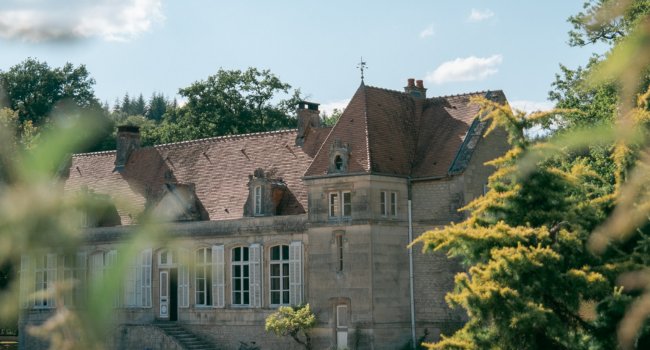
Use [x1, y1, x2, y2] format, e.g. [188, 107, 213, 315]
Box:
[195, 247, 212, 306]
[231, 246, 250, 306]
[270, 245, 290, 305]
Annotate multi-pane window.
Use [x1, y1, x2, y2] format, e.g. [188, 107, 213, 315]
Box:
[329, 191, 351, 218]
[270, 245, 290, 305]
[380, 191, 398, 217]
[195, 248, 212, 306]
[231, 247, 250, 306]
[254, 186, 262, 215]
[34, 254, 56, 308]
[62, 253, 86, 307]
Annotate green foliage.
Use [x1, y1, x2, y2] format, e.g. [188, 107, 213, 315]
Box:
[321, 108, 344, 127]
[568, 0, 650, 47]
[265, 304, 316, 350]
[415, 3, 650, 345]
[0, 58, 101, 126]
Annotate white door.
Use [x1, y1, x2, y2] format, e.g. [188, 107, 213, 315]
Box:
[336, 305, 348, 349]
[160, 270, 169, 318]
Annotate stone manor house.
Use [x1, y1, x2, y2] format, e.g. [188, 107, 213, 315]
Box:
[19, 79, 509, 349]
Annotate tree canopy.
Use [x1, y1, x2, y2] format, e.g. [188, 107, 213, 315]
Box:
[415, 1, 650, 349]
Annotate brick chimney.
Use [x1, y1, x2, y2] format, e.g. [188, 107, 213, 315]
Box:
[295, 101, 321, 146]
[114, 125, 140, 172]
[404, 78, 427, 99]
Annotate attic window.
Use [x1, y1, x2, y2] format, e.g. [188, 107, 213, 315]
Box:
[328, 140, 350, 174]
[334, 155, 343, 170]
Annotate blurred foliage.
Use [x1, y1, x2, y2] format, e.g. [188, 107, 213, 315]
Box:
[321, 108, 344, 127]
[265, 304, 316, 350]
[415, 1, 650, 349]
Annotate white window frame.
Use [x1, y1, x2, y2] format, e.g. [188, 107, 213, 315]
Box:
[329, 191, 351, 218]
[231, 246, 250, 306]
[381, 191, 397, 217]
[269, 245, 290, 306]
[62, 252, 86, 307]
[254, 185, 263, 215]
[34, 254, 57, 308]
[194, 247, 212, 307]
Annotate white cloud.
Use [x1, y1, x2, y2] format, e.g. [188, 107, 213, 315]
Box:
[0, 0, 164, 42]
[419, 24, 434, 38]
[425, 54, 503, 84]
[319, 99, 350, 116]
[468, 8, 495, 22]
[509, 100, 554, 115]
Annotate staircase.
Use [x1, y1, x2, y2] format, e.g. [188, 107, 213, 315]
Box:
[154, 322, 218, 350]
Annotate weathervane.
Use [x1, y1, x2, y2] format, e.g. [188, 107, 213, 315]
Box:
[357, 57, 367, 83]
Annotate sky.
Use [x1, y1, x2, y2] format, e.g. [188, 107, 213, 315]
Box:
[0, 1, 609, 115]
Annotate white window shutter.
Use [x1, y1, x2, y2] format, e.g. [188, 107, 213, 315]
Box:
[178, 248, 190, 308]
[75, 251, 87, 305]
[141, 249, 152, 307]
[106, 250, 119, 307]
[212, 245, 225, 308]
[289, 241, 303, 306]
[249, 243, 262, 308]
[46, 253, 57, 307]
[20, 255, 31, 309]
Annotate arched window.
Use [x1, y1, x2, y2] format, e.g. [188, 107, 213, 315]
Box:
[231, 246, 250, 306]
[195, 248, 212, 306]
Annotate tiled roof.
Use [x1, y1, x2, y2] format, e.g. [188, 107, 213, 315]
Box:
[65, 130, 314, 225]
[304, 83, 505, 178]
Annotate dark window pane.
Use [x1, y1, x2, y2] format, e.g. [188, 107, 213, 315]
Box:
[243, 247, 249, 261]
[271, 277, 279, 290]
[271, 292, 279, 305]
[283, 276, 289, 289]
[282, 245, 289, 259]
[283, 291, 290, 304]
[233, 247, 241, 261]
[243, 265, 249, 276]
[283, 264, 289, 275]
[271, 264, 280, 276]
[235, 279, 241, 290]
[271, 246, 280, 260]
[244, 292, 249, 304]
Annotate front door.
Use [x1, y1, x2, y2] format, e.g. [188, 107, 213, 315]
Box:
[160, 269, 179, 321]
[336, 305, 348, 349]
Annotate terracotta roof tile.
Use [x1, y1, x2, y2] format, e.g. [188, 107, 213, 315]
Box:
[304, 84, 506, 178]
[65, 130, 314, 225]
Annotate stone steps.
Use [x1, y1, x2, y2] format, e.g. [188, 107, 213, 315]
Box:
[154, 322, 218, 350]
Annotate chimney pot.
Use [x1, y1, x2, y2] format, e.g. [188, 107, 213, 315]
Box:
[416, 80, 424, 88]
[407, 78, 415, 87]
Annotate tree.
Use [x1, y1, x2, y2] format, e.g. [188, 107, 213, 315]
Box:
[414, 1, 650, 349]
[163, 67, 301, 142]
[146, 92, 169, 122]
[0, 58, 101, 126]
[321, 108, 344, 127]
[265, 304, 316, 350]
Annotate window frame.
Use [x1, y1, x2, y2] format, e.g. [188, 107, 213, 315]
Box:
[231, 246, 250, 307]
[269, 245, 290, 306]
[194, 247, 212, 307]
[328, 191, 352, 219]
[253, 185, 263, 216]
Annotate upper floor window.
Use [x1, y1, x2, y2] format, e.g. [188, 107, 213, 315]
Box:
[232, 247, 250, 306]
[254, 186, 262, 215]
[329, 191, 351, 218]
[270, 245, 290, 306]
[380, 191, 398, 217]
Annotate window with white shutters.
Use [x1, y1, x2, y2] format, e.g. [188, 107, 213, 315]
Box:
[63, 252, 86, 307]
[20, 255, 31, 308]
[289, 241, 303, 306]
[34, 254, 57, 308]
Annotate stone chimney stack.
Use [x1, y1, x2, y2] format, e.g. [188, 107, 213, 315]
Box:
[114, 125, 141, 172]
[404, 78, 427, 99]
[295, 101, 321, 146]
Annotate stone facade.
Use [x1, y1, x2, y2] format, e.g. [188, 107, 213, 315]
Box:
[18, 81, 510, 349]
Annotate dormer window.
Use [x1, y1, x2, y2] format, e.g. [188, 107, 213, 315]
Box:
[328, 140, 350, 174]
[246, 168, 287, 217]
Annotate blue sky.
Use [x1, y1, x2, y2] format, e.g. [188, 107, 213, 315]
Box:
[0, 1, 607, 114]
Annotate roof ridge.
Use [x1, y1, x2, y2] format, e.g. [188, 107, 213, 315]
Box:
[154, 128, 297, 149]
[72, 150, 117, 157]
[72, 129, 298, 157]
[437, 90, 497, 99]
[362, 84, 372, 172]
